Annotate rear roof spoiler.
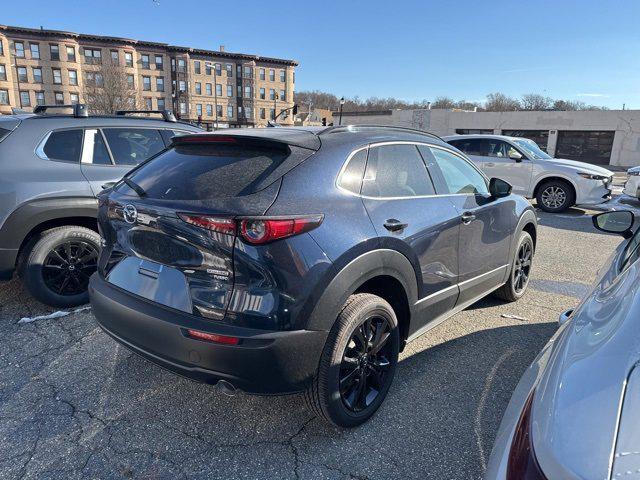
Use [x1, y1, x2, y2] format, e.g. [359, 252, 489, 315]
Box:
[171, 131, 321, 151]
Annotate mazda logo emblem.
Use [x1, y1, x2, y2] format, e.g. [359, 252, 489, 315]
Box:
[123, 204, 138, 224]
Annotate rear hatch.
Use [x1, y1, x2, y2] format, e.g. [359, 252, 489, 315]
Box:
[98, 133, 318, 321]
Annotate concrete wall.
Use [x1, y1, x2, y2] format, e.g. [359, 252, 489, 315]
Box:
[339, 109, 640, 168]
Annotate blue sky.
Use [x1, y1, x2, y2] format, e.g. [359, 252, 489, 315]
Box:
[4, 0, 639, 109]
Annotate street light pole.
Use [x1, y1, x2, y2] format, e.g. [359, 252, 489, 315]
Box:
[205, 62, 219, 130]
[338, 97, 345, 125]
[273, 92, 279, 121]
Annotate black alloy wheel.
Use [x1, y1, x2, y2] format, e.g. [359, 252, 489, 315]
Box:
[339, 315, 393, 413]
[42, 240, 99, 296]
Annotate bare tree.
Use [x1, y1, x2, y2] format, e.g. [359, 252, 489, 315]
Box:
[84, 63, 140, 114]
[521, 93, 553, 110]
[431, 96, 456, 109]
[484, 92, 521, 111]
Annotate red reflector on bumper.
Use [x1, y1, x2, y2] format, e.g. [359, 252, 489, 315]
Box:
[186, 329, 239, 345]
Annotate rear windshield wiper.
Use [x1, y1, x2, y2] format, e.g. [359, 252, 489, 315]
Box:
[123, 177, 146, 197]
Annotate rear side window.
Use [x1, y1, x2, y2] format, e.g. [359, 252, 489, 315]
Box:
[338, 149, 367, 194]
[0, 127, 12, 142]
[103, 128, 165, 166]
[42, 129, 83, 162]
[421, 146, 488, 195]
[126, 143, 290, 200]
[362, 144, 434, 197]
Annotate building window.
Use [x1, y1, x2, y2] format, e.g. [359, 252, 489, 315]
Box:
[196, 104, 202, 116]
[195, 82, 201, 95]
[269, 88, 275, 100]
[17, 67, 27, 83]
[50, 44, 60, 61]
[205, 63, 212, 75]
[260, 108, 265, 119]
[280, 69, 285, 82]
[14, 41, 24, 58]
[226, 85, 232, 97]
[204, 83, 211, 95]
[216, 104, 222, 117]
[236, 65, 242, 77]
[0, 41, 4, 56]
[125, 52, 133, 67]
[246, 106, 253, 120]
[86, 72, 103, 87]
[259, 88, 265, 99]
[143, 76, 151, 91]
[84, 48, 102, 64]
[227, 105, 233, 118]
[215, 63, 222, 76]
[178, 80, 186, 92]
[156, 77, 164, 92]
[36, 91, 45, 105]
[30, 43, 40, 59]
[215, 84, 221, 96]
[144, 97, 152, 110]
[259, 68, 265, 80]
[245, 86, 252, 98]
[0, 89, 8, 105]
[52, 68, 62, 84]
[226, 64, 232, 77]
[206, 104, 213, 116]
[95, 73, 103, 87]
[243, 66, 253, 78]
[270, 108, 276, 120]
[269, 69, 275, 81]
[110, 50, 119, 65]
[0, 65, 6, 81]
[32, 67, 42, 83]
[141, 54, 150, 69]
[280, 89, 286, 101]
[237, 85, 242, 97]
[66, 45, 75, 62]
[177, 58, 186, 73]
[155, 55, 163, 70]
[157, 98, 165, 110]
[127, 74, 134, 88]
[70, 93, 79, 105]
[20, 91, 31, 106]
[238, 106, 243, 118]
[194, 60, 201, 74]
[179, 102, 187, 115]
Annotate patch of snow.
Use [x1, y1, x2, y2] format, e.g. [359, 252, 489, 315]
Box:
[18, 305, 91, 324]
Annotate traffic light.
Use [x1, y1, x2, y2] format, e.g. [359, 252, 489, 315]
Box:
[292, 104, 298, 115]
[322, 117, 327, 126]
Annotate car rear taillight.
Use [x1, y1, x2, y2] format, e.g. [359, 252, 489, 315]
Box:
[506, 389, 548, 479]
[179, 213, 323, 244]
[186, 329, 239, 345]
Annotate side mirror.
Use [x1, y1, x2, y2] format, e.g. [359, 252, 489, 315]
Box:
[102, 181, 116, 190]
[489, 177, 512, 198]
[593, 210, 635, 238]
[509, 150, 523, 162]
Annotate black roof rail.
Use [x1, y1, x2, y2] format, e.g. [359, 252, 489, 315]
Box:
[320, 124, 443, 141]
[33, 103, 88, 117]
[115, 109, 177, 123]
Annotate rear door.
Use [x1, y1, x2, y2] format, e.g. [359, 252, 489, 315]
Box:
[421, 146, 512, 306]
[80, 127, 169, 195]
[478, 139, 532, 195]
[360, 143, 461, 336]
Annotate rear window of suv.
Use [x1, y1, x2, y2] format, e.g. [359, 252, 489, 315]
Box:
[123, 143, 291, 200]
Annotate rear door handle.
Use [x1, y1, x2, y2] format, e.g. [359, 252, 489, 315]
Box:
[384, 219, 408, 232]
[461, 212, 476, 225]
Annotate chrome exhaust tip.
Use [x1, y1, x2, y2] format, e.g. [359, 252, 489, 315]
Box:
[216, 380, 237, 396]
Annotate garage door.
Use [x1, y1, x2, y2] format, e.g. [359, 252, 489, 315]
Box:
[555, 131, 615, 165]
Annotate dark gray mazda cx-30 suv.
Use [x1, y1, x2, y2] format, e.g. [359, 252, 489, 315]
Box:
[89, 125, 537, 427]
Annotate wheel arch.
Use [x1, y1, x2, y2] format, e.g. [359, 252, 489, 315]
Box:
[533, 175, 577, 201]
[505, 209, 538, 282]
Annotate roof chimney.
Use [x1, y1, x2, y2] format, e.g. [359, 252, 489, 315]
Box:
[219, 45, 225, 52]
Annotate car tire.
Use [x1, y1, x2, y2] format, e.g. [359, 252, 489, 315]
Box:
[304, 293, 399, 428]
[19, 226, 101, 308]
[535, 179, 575, 213]
[494, 231, 534, 302]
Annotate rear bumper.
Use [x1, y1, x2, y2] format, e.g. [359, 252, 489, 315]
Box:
[0, 247, 18, 280]
[89, 273, 328, 395]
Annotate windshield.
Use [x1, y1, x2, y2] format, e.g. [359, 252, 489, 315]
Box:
[513, 139, 552, 160]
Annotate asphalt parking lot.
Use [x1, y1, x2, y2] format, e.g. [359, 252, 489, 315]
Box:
[1, 194, 637, 480]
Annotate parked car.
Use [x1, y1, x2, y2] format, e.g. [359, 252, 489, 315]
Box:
[443, 134, 614, 213]
[485, 209, 640, 479]
[623, 165, 640, 198]
[89, 125, 537, 427]
[0, 104, 202, 307]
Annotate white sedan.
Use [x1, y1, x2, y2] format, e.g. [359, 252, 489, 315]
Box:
[444, 134, 614, 212]
[623, 165, 640, 198]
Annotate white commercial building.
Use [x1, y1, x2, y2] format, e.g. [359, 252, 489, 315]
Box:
[337, 109, 640, 168]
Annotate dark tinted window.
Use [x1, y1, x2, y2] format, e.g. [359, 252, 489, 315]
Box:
[127, 143, 289, 200]
[448, 139, 486, 156]
[103, 128, 165, 165]
[421, 147, 487, 195]
[43, 129, 83, 162]
[338, 149, 367, 194]
[362, 144, 434, 197]
[92, 131, 112, 165]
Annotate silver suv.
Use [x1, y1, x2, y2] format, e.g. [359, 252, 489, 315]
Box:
[0, 105, 201, 307]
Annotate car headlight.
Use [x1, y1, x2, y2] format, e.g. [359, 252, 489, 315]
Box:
[577, 172, 609, 181]
[628, 170, 640, 176]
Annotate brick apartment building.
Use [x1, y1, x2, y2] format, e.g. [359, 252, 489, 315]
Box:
[0, 25, 297, 128]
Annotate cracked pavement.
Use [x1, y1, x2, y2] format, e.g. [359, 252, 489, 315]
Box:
[0, 204, 634, 479]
